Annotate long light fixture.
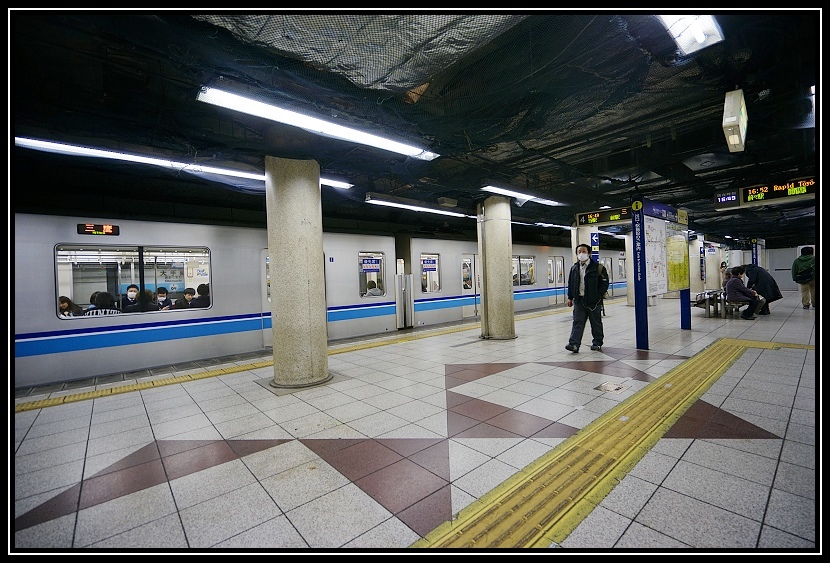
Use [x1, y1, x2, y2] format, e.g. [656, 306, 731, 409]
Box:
[197, 86, 440, 161]
[657, 15, 724, 55]
[365, 192, 472, 218]
[481, 185, 562, 207]
[14, 137, 353, 189]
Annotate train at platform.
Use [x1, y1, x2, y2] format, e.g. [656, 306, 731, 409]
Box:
[14, 212, 634, 389]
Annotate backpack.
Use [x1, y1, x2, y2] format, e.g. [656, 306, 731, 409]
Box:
[794, 265, 813, 284]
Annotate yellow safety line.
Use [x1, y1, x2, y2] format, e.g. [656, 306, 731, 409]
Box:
[411, 337, 813, 548]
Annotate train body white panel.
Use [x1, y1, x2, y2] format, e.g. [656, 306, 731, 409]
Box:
[15, 213, 636, 389]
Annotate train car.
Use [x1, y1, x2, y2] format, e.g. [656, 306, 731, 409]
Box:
[13, 213, 628, 389]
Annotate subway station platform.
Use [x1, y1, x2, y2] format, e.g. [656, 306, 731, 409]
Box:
[12, 291, 817, 553]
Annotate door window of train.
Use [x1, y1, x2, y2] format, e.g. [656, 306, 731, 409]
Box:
[618, 258, 626, 280]
[512, 256, 536, 286]
[359, 252, 385, 297]
[462, 258, 473, 289]
[421, 253, 440, 293]
[54, 244, 210, 317]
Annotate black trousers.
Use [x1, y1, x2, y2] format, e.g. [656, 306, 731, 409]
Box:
[568, 296, 604, 347]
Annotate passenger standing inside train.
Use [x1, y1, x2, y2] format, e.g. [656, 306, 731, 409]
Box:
[743, 263, 782, 315]
[190, 283, 211, 308]
[725, 265, 764, 320]
[174, 287, 196, 309]
[58, 296, 82, 317]
[565, 244, 609, 353]
[156, 287, 173, 310]
[791, 246, 816, 309]
[120, 284, 140, 312]
[83, 291, 122, 316]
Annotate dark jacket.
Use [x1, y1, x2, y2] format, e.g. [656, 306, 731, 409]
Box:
[744, 264, 782, 303]
[725, 276, 756, 302]
[567, 259, 609, 309]
[189, 294, 211, 308]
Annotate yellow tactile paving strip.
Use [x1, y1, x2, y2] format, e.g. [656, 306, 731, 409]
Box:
[410, 337, 813, 548]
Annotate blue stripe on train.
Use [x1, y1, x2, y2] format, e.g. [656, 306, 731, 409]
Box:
[16, 284, 626, 357]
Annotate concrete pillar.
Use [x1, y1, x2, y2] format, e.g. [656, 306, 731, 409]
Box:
[477, 195, 516, 340]
[265, 156, 331, 388]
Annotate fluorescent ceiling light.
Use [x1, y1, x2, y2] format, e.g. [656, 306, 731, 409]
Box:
[657, 15, 724, 55]
[535, 222, 572, 229]
[197, 86, 439, 161]
[365, 192, 472, 218]
[14, 137, 352, 189]
[481, 185, 562, 206]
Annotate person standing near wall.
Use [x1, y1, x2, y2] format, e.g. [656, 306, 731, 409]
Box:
[791, 246, 816, 309]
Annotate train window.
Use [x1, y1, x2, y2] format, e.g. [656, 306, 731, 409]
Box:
[421, 253, 440, 293]
[55, 244, 210, 317]
[462, 258, 473, 289]
[618, 258, 626, 280]
[359, 251, 385, 297]
[512, 256, 536, 286]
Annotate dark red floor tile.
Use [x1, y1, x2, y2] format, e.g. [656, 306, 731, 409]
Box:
[376, 438, 443, 458]
[320, 439, 402, 481]
[227, 439, 291, 457]
[663, 400, 781, 439]
[79, 459, 167, 509]
[445, 391, 476, 408]
[485, 409, 554, 437]
[300, 438, 366, 457]
[162, 440, 239, 480]
[408, 440, 451, 480]
[88, 442, 160, 478]
[354, 458, 447, 514]
[450, 398, 509, 422]
[157, 439, 220, 457]
[531, 422, 579, 439]
[446, 411, 483, 437]
[14, 483, 81, 533]
[396, 484, 453, 538]
[453, 422, 522, 439]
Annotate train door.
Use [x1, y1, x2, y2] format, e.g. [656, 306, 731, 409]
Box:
[600, 257, 613, 297]
[462, 253, 479, 318]
[617, 257, 627, 297]
[548, 255, 565, 305]
[261, 249, 272, 348]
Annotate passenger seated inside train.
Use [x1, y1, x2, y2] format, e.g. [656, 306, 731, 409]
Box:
[58, 296, 82, 317]
[174, 287, 196, 309]
[156, 287, 173, 310]
[83, 291, 121, 315]
[189, 283, 211, 308]
[365, 280, 383, 296]
[120, 284, 140, 312]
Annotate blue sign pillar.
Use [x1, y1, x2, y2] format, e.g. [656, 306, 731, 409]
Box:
[631, 201, 649, 349]
[590, 231, 599, 263]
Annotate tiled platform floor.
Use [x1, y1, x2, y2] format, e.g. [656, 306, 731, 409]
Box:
[12, 292, 817, 553]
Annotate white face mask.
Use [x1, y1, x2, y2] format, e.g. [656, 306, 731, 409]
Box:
[127, 291, 138, 299]
[577, 253, 589, 262]
[158, 296, 166, 301]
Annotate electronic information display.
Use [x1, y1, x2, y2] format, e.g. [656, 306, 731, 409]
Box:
[741, 178, 815, 204]
[77, 223, 120, 236]
[576, 206, 630, 225]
